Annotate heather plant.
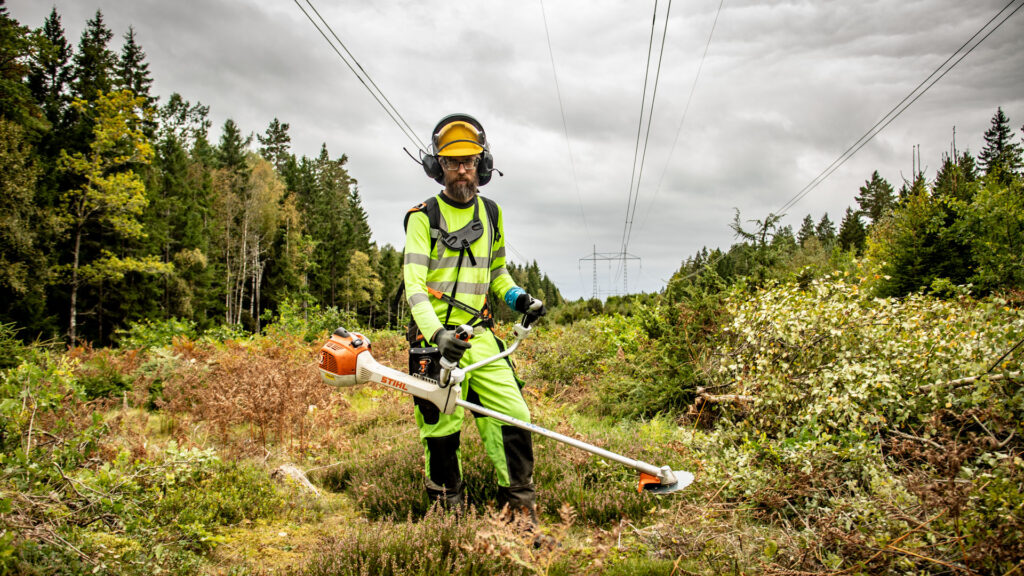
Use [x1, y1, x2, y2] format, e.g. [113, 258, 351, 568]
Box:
[3, 439, 317, 575]
[342, 415, 501, 519]
[297, 509, 530, 576]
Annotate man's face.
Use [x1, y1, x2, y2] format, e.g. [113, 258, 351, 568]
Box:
[441, 155, 480, 203]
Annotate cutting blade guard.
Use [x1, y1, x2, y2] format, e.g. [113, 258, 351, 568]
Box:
[638, 467, 695, 494]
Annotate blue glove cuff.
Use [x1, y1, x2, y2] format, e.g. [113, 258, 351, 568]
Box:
[505, 286, 525, 310]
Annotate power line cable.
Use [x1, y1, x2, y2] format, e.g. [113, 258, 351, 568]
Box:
[622, 0, 675, 258]
[775, 0, 1022, 216]
[505, 241, 529, 265]
[638, 0, 725, 235]
[294, 0, 426, 151]
[673, 0, 1022, 286]
[539, 0, 593, 245]
[618, 0, 660, 264]
[303, 0, 426, 150]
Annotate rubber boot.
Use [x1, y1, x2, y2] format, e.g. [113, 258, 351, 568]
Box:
[497, 485, 538, 527]
[426, 482, 465, 514]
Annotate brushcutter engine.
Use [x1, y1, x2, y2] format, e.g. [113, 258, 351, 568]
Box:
[318, 327, 460, 414]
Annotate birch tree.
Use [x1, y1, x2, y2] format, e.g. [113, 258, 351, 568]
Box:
[58, 90, 170, 344]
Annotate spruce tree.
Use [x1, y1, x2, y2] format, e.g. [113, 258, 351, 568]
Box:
[837, 207, 866, 253]
[898, 172, 927, 202]
[28, 7, 72, 130]
[796, 215, 816, 246]
[117, 27, 154, 104]
[771, 224, 797, 255]
[304, 144, 354, 306]
[0, 4, 44, 133]
[346, 187, 372, 253]
[933, 151, 979, 202]
[71, 10, 116, 101]
[855, 171, 895, 223]
[815, 213, 836, 246]
[0, 118, 50, 332]
[258, 117, 291, 173]
[978, 107, 1022, 184]
[216, 118, 249, 172]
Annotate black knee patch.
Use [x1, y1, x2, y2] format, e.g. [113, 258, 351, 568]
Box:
[414, 396, 440, 425]
[426, 431, 462, 491]
[501, 426, 535, 489]
[465, 385, 486, 418]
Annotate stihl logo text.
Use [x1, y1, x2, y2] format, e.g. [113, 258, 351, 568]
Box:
[381, 375, 408, 391]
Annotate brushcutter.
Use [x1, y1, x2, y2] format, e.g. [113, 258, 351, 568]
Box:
[317, 315, 694, 494]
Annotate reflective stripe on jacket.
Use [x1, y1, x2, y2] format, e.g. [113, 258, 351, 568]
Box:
[403, 194, 518, 341]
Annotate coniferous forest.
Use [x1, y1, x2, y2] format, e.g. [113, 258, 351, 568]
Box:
[2, 4, 1024, 576]
[0, 6, 563, 347]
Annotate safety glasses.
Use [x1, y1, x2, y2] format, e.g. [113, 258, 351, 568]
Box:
[439, 156, 481, 171]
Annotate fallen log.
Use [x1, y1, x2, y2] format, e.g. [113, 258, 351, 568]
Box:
[918, 371, 1021, 393]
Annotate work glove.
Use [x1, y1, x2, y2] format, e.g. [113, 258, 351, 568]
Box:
[514, 293, 547, 318]
[433, 328, 472, 364]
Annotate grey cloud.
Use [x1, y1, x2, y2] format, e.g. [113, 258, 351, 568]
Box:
[7, 0, 1024, 297]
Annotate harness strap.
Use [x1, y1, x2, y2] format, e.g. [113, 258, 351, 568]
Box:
[402, 195, 502, 333]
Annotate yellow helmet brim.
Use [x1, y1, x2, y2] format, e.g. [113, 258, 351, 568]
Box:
[436, 121, 484, 156]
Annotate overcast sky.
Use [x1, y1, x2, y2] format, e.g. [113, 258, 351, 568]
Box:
[9, 0, 1024, 299]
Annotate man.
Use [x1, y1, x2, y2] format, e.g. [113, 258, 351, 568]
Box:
[403, 114, 546, 521]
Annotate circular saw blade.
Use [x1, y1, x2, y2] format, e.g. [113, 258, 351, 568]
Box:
[642, 470, 695, 494]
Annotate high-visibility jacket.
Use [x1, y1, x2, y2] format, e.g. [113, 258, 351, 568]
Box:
[404, 193, 518, 341]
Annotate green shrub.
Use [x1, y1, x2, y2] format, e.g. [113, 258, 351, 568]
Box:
[0, 321, 28, 369]
[200, 322, 250, 343]
[689, 274, 1024, 573]
[76, 352, 134, 400]
[715, 274, 1023, 436]
[264, 298, 359, 343]
[115, 317, 198, 350]
[0, 352, 88, 457]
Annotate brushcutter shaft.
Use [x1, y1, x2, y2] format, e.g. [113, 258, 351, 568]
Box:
[455, 398, 668, 480]
[459, 321, 530, 373]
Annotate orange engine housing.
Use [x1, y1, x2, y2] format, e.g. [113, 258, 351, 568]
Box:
[318, 328, 371, 387]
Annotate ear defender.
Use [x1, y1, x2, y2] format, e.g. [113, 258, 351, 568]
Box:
[426, 114, 494, 186]
[422, 154, 444, 184]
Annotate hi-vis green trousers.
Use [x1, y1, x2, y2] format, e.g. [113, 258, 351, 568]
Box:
[412, 328, 535, 510]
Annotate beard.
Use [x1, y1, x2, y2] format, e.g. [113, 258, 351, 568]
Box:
[444, 172, 478, 203]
